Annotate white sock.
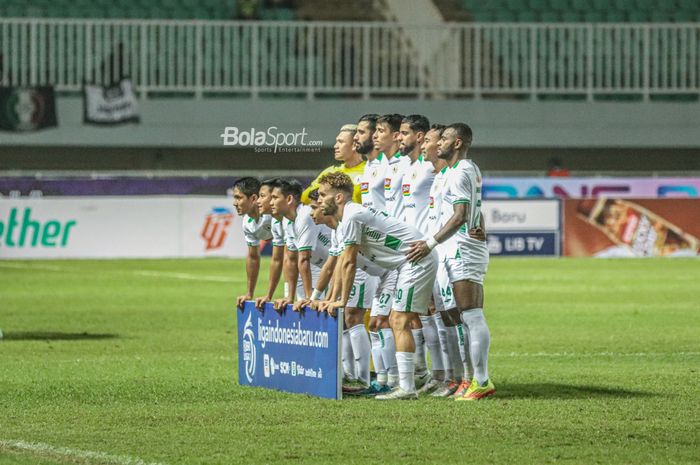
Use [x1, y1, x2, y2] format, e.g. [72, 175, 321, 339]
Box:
[369, 331, 387, 385]
[420, 315, 444, 373]
[396, 352, 416, 393]
[342, 329, 355, 380]
[379, 328, 399, 386]
[435, 314, 453, 380]
[445, 325, 464, 381]
[412, 328, 428, 375]
[461, 308, 490, 386]
[349, 324, 371, 386]
[457, 324, 474, 380]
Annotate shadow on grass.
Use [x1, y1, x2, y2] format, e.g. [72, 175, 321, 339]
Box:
[2, 331, 119, 341]
[496, 382, 655, 400]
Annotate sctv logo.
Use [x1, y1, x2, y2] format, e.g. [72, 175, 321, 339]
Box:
[0, 208, 76, 248]
[200, 207, 233, 251]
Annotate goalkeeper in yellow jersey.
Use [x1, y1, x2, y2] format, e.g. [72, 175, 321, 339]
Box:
[301, 124, 366, 205]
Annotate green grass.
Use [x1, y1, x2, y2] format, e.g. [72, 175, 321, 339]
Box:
[0, 258, 698, 465]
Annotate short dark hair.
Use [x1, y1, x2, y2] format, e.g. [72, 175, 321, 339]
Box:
[261, 177, 282, 190]
[377, 113, 404, 133]
[447, 122, 473, 146]
[307, 188, 320, 202]
[357, 113, 379, 131]
[402, 114, 430, 133]
[232, 177, 260, 197]
[429, 124, 447, 138]
[276, 179, 303, 203]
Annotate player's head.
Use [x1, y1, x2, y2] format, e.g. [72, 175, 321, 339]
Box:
[334, 124, 357, 162]
[422, 123, 446, 164]
[307, 189, 333, 226]
[373, 113, 404, 154]
[438, 122, 472, 160]
[257, 177, 281, 215]
[231, 177, 261, 216]
[317, 171, 354, 217]
[354, 114, 379, 156]
[270, 179, 303, 217]
[399, 114, 430, 156]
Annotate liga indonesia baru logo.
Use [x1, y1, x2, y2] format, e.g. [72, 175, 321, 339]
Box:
[242, 312, 256, 383]
[220, 126, 323, 153]
[200, 207, 234, 251]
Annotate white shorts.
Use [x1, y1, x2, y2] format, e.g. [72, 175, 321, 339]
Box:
[347, 269, 377, 309]
[392, 251, 438, 315]
[444, 242, 489, 285]
[433, 262, 456, 312]
[370, 270, 398, 317]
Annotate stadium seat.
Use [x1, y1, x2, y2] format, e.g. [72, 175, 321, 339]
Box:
[583, 11, 604, 22]
[561, 11, 583, 22]
[671, 10, 695, 22]
[540, 11, 562, 21]
[505, 0, 527, 11]
[549, 0, 568, 11]
[613, 0, 634, 10]
[590, 0, 609, 10]
[570, 0, 591, 12]
[627, 10, 650, 21]
[517, 10, 538, 21]
[605, 10, 627, 22]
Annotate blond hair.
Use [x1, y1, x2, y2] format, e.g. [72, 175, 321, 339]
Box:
[317, 171, 354, 197]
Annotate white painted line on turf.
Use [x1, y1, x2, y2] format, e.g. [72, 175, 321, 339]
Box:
[0, 262, 65, 271]
[0, 439, 168, 465]
[492, 351, 700, 357]
[134, 270, 241, 283]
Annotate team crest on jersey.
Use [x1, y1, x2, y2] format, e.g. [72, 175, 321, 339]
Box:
[429, 196, 434, 208]
[392, 165, 399, 174]
[402, 184, 411, 197]
[371, 169, 377, 178]
[411, 171, 417, 180]
[360, 182, 369, 194]
[384, 178, 391, 190]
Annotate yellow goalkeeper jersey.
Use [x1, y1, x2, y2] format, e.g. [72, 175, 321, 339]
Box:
[301, 161, 366, 205]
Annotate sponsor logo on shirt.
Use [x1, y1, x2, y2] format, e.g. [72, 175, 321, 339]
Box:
[360, 182, 369, 194]
[429, 196, 435, 208]
[384, 178, 391, 191]
[402, 184, 411, 197]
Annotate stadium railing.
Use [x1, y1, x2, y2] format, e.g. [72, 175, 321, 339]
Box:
[0, 18, 698, 100]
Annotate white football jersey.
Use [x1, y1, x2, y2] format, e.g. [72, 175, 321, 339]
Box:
[242, 213, 273, 247]
[338, 202, 427, 269]
[271, 217, 286, 247]
[360, 153, 388, 211]
[383, 153, 410, 221]
[283, 204, 331, 267]
[402, 155, 436, 235]
[439, 158, 485, 259]
[332, 225, 385, 277]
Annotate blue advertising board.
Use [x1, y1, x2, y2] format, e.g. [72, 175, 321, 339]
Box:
[237, 301, 342, 399]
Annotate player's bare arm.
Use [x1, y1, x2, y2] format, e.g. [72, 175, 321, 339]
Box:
[237, 245, 261, 309]
[406, 202, 468, 262]
[255, 244, 284, 308]
[274, 247, 298, 311]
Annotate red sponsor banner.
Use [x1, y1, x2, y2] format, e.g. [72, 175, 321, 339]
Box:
[564, 198, 700, 257]
[200, 207, 234, 251]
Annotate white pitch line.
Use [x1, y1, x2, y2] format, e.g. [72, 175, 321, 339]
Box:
[0, 439, 168, 465]
[0, 262, 65, 271]
[133, 270, 241, 283]
[491, 351, 700, 358]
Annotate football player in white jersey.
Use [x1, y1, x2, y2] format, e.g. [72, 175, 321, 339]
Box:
[398, 116, 445, 392]
[233, 177, 273, 309]
[407, 123, 495, 401]
[374, 113, 409, 220]
[294, 189, 381, 393]
[269, 180, 332, 310]
[251, 178, 290, 309]
[317, 171, 438, 400]
[355, 114, 387, 211]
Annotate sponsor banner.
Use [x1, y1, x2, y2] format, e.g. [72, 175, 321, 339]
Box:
[563, 198, 700, 257]
[0, 196, 247, 259]
[83, 79, 140, 125]
[0, 86, 57, 131]
[238, 301, 341, 400]
[481, 199, 561, 256]
[483, 178, 700, 199]
[487, 232, 559, 256]
[482, 200, 560, 231]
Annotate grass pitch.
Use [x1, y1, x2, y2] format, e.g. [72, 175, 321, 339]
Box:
[0, 258, 698, 465]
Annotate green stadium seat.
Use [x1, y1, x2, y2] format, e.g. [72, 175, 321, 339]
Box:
[548, 0, 568, 11]
[671, 10, 695, 22]
[654, 0, 677, 12]
[649, 11, 673, 21]
[590, 0, 608, 9]
[126, 7, 149, 18]
[473, 10, 497, 21]
[45, 5, 65, 17]
[571, 0, 591, 11]
[481, 0, 506, 12]
[170, 7, 192, 19]
[614, 0, 634, 10]
[527, 0, 547, 10]
[517, 10, 538, 21]
[605, 10, 626, 21]
[634, 0, 654, 9]
[505, 0, 527, 11]
[25, 6, 45, 16]
[191, 7, 213, 19]
[584, 11, 604, 22]
[540, 11, 562, 21]
[677, 0, 696, 10]
[562, 11, 583, 21]
[627, 10, 650, 21]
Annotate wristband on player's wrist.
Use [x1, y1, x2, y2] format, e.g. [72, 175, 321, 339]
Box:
[426, 237, 439, 250]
